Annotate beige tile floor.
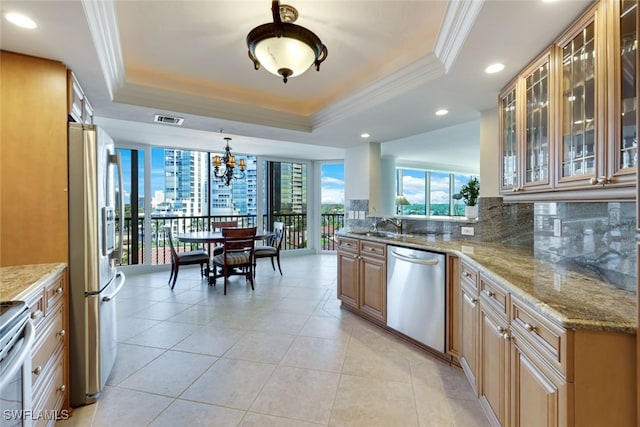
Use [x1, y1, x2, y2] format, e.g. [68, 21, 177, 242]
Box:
[57, 254, 489, 427]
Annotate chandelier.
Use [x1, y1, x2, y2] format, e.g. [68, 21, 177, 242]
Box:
[246, 0, 328, 83]
[213, 137, 246, 186]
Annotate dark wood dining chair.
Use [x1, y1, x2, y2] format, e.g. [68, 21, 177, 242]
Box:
[211, 226, 257, 295]
[165, 225, 209, 290]
[211, 221, 238, 256]
[254, 221, 285, 275]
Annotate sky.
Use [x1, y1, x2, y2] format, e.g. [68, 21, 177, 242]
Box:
[118, 148, 346, 205]
[119, 147, 475, 207]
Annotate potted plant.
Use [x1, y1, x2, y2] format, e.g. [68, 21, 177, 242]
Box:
[455, 177, 480, 219]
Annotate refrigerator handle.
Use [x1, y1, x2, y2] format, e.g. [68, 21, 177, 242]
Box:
[109, 151, 125, 263]
[102, 271, 126, 302]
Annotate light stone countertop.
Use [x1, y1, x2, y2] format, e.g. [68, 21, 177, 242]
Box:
[340, 231, 637, 334]
[0, 263, 67, 302]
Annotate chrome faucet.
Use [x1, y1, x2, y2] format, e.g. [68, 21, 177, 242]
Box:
[378, 217, 402, 234]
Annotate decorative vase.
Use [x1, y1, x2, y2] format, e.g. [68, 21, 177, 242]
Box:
[465, 205, 478, 219]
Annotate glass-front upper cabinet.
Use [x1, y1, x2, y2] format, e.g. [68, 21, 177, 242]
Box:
[610, 0, 637, 184]
[499, 83, 518, 193]
[556, 8, 600, 187]
[523, 51, 553, 190]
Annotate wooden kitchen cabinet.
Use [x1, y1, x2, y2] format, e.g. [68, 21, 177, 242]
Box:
[554, 5, 603, 190]
[478, 275, 510, 427]
[337, 237, 360, 310]
[22, 267, 70, 426]
[457, 264, 636, 427]
[67, 70, 93, 124]
[499, 50, 555, 195]
[606, 0, 637, 187]
[510, 329, 570, 427]
[337, 236, 386, 323]
[499, 0, 637, 200]
[0, 51, 69, 266]
[459, 260, 480, 394]
[358, 240, 386, 322]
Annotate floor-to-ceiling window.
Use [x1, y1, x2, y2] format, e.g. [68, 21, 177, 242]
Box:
[117, 145, 261, 266]
[320, 162, 344, 250]
[262, 159, 309, 251]
[397, 167, 479, 217]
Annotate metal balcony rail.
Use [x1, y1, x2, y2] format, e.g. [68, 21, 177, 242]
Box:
[116, 213, 344, 266]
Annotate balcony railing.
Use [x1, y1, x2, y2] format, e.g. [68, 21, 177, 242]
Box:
[117, 213, 343, 266]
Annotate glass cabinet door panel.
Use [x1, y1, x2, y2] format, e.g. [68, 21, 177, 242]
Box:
[501, 88, 518, 189]
[525, 61, 549, 184]
[619, 0, 637, 170]
[561, 20, 597, 180]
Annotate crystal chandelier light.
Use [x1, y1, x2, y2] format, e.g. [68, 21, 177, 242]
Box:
[213, 137, 246, 186]
[247, 0, 328, 83]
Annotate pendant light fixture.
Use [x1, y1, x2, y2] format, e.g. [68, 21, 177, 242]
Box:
[213, 137, 246, 186]
[247, 0, 328, 83]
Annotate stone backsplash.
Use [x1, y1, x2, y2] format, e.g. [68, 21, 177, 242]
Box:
[532, 202, 637, 292]
[346, 197, 637, 292]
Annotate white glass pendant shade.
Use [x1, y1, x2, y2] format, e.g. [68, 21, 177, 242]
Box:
[255, 36, 316, 78]
[247, 1, 327, 83]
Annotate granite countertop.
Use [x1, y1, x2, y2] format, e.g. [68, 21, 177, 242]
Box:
[339, 231, 637, 334]
[0, 263, 67, 301]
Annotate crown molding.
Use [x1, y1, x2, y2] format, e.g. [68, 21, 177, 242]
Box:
[114, 82, 315, 133]
[81, 0, 126, 98]
[434, 0, 484, 72]
[313, 53, 445, 129]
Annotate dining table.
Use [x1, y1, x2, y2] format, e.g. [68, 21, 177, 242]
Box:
[175, 230, 274, 283]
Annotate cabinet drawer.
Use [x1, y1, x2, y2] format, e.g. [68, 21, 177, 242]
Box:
[45, 273, 66, 314]
[32, 303, 65, 386]
[359, 240, 385, 258]
[25, 288, 46, 330]
[460, 260, 478, 291]
[511, 298, 568, 377]
[33, 346, 66, 427]
[338, 237, 359, 253]
[479, 274, 509, 319]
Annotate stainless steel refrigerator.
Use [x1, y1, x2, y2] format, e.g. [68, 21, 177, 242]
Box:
[68, 123, 126, 407]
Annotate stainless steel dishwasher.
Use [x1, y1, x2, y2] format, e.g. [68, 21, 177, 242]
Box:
[386, 245, 446, 353]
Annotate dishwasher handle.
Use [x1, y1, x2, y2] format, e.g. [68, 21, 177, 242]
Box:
[390, 249, 440, 265]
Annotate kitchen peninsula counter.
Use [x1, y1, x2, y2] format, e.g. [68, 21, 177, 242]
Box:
[0, 262, 68, 301]
[339, 230, 636, 334]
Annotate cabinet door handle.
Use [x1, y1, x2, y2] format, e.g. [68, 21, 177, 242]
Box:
[483, 289, 495, 298]
[58, 384, 66, 393]
[524, 323, 535, 332]
[463, 293, 478, 305]
[58, 329, 66, 337]
[56, 287, 63, 294]
[33, 365, 42, 375]
[31, 310, 43, 320]
[497, 326, 507, 334]
[463, 271, 472, 278]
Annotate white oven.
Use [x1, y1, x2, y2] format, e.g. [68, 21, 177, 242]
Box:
[0, 301, 34, 427]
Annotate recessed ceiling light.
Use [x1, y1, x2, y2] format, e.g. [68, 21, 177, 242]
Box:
[435, 109, 448, 116]
[360, 133, 370, 138]
[485, 63, 505, 74]
[5, 12, 37, 29]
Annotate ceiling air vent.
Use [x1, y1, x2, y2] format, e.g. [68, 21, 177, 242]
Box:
[154, 114, 184, 126]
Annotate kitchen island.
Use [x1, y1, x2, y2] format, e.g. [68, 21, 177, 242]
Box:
[338, 230, 636, 334]
[336, 229, 636, 427]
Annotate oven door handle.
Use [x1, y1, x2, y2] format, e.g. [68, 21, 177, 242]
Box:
[0, 319, 35, 391]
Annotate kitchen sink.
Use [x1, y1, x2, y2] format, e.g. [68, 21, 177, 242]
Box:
[349, 230, 399, 239]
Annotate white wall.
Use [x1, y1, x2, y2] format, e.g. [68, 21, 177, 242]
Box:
[480, 107, 500, 197]
[344, 142, 382, 213]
